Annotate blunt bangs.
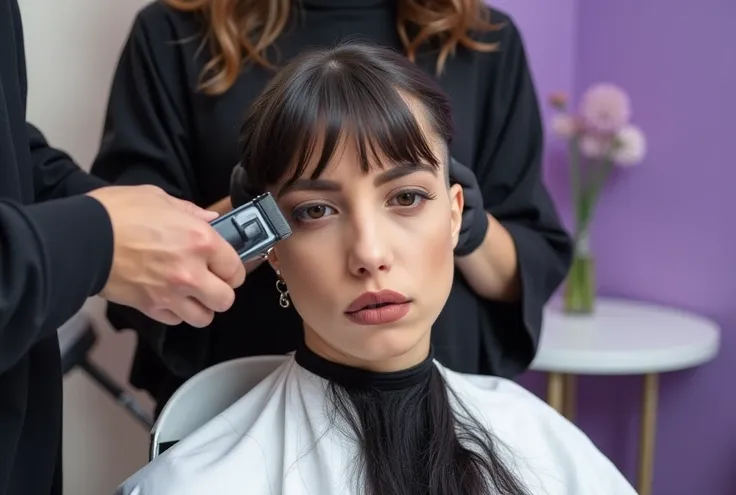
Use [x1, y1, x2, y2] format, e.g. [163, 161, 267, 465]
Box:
[239, 43, 454, 192]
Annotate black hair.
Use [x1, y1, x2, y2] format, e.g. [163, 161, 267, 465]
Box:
[237, 42, 451, 196]
[236, 43, 530, 495]
[327, 366, 530, 495]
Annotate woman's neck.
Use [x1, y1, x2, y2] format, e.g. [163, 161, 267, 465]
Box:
[302, 326, 432, 373]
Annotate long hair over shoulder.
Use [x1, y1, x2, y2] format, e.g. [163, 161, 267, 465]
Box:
[164, 0, 502, 95]
[326, 363, 531, 495]
[233, 43, 530, 495]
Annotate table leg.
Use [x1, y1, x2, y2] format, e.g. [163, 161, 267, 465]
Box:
[547, 373, 565, 414]
[563, 374, 577, 421]
[637, 373, 659, 495]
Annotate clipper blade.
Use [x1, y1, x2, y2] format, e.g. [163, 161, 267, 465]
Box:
[256, 194, 292, 241]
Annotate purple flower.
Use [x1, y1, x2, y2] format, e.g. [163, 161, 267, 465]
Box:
[579, 83, 631, 133]
[579, 133, 610, 159]
[612, 125, 647, 166]
[551, 113, 578, 139]
[549, 92, 569, 110]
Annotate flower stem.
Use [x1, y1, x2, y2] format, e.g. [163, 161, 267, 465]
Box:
[569, 138, 581, 229]
[579, 158, 613, 234]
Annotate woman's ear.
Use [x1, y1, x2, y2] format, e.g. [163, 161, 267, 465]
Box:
[267, 247, 281, 274]
[449, 183, 464, 249]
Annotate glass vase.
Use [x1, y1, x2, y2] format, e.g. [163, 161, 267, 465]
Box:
[564, 229, 596, 314]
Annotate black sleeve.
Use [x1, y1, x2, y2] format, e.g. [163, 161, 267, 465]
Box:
[89, 7, 197, 200]
[473, 18, 573, 376]
[0, 196, 113, 373]
[28, 123, 108, 201]
[88, 6, 203, 375]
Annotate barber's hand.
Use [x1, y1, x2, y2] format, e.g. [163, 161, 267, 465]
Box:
[87, 185, 246, 328]
[450, 157, 489, 257]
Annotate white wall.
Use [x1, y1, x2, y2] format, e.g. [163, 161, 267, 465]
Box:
[17, 1, 155, 493]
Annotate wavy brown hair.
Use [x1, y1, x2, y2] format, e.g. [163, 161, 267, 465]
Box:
[164, 0, 502, 95]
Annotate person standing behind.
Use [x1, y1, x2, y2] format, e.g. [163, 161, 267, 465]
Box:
[90, 0, 572, 415]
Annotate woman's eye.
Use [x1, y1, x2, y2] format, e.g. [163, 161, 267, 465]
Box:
[390, 190, 426, 208]
[294, 204, 334, 221]
[305, 205, 327, 218]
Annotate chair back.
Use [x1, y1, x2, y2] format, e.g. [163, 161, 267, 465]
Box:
[149, 355, 288, 460]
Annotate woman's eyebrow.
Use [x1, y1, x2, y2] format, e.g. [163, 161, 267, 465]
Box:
[373, 162, 437, 186]
[277, 179, 340, 198]
[277, 162, 437, 198]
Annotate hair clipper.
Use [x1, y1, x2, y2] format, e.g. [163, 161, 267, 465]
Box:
[211, 192, 292, 262]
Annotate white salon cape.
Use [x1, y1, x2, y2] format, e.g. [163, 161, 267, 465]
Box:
[117, 355, 636, 494]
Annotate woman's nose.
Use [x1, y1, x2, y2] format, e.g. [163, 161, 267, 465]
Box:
[346, 217, 393, 277]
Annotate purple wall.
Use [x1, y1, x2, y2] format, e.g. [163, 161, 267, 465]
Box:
[502, 1, 736, 494]
[492, 0, 578, 115]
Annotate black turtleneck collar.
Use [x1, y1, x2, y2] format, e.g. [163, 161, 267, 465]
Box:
[295, 340, 434, 391]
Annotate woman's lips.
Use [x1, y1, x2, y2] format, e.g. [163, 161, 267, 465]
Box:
[344, 302, 411, 325]
[345, 290, 412, 325]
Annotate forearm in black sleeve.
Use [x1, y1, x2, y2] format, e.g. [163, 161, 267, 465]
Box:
[28, 123, 108, 201]
[0, 196, 113, 373]
[474, 17, 573, 376]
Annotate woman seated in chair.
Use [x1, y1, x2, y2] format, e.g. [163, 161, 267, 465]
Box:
[117, 43, 635, 495]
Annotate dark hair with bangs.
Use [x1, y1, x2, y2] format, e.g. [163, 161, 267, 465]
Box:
[235, 43, 530, 495]
[238, 42, 453, 194]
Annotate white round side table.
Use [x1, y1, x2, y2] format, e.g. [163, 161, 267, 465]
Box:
[530, 297, 721, 495]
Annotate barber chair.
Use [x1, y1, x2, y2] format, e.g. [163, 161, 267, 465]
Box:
[58, 310, 154, 428]
[149, 355, 286, 460]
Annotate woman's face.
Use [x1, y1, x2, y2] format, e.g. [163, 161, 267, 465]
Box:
[267, 116, 463, 372]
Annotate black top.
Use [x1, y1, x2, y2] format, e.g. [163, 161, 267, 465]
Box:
[0, 1, 113, 493]
[90, 0, 572, 409]
[295, 341, 435, 392]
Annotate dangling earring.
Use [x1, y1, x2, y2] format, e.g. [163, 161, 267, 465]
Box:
[275, 271, 290, 309]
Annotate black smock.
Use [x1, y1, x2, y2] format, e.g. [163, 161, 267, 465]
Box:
[90, 0, 572, 412]
[0, 1, 114, 493]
